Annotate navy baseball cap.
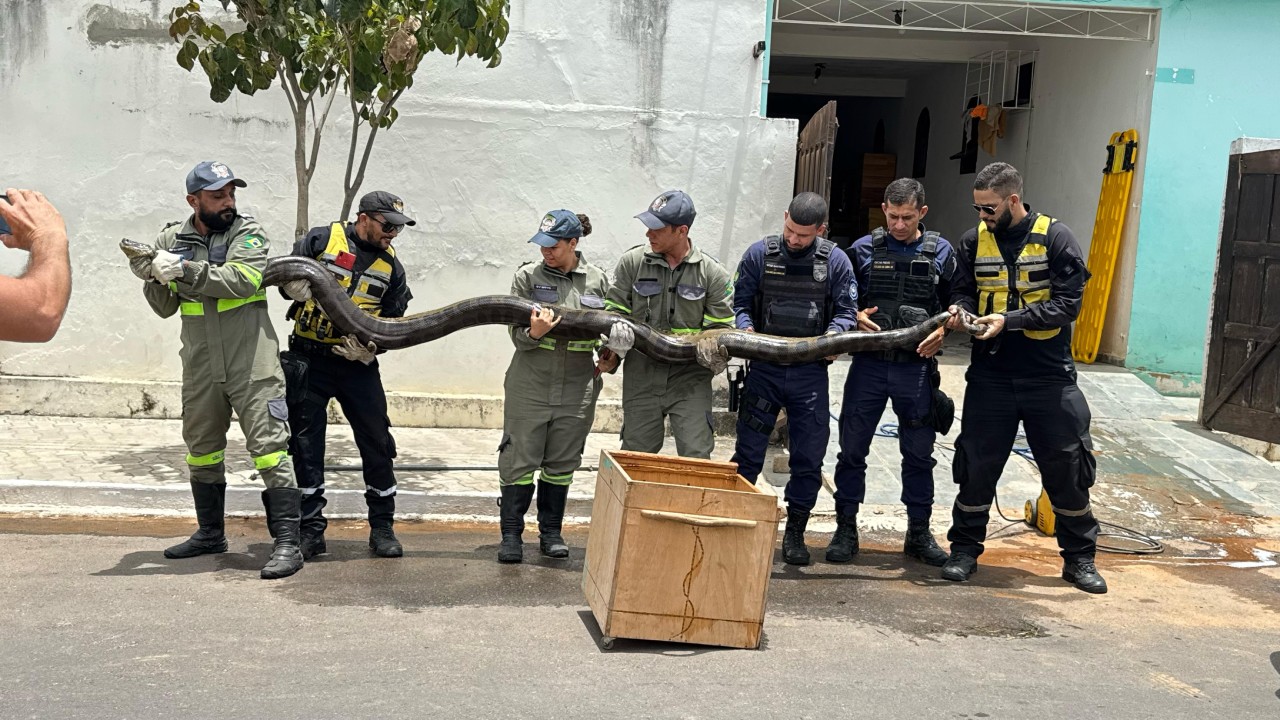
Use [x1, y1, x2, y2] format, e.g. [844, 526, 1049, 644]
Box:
[186, 161, 247, 194]
[635, 189, 696, 230]
[529, 209, 583, 247]
[358, 190, 416, 226]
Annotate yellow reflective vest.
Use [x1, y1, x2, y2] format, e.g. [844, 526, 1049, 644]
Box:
[292, 222, 396, 344]
[973, 214, 1060, 340]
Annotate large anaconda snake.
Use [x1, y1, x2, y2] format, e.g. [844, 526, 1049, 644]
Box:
[121, 239, 980, 364]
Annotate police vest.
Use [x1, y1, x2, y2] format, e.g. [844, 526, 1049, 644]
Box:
[865, 228, 942, 330]
[755, 236, 834, 337]
[292, 223, 396, 344]
[973, 214, 1059, 340]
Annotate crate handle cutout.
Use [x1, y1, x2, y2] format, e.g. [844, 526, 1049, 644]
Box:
[640, 510, 758, 529]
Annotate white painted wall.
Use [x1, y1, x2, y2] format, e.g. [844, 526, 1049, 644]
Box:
[0, 0, 796, 401]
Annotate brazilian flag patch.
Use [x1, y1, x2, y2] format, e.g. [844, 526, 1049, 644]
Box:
[242, 235, 265, 250]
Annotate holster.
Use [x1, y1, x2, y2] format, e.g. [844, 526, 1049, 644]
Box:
[727, 362, 747, 413]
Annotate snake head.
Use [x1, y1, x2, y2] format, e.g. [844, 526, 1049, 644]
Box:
[119, 238, 157, 260]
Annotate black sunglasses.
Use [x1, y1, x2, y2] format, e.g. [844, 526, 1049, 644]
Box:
[366, 214, 404, 234]
[972, 199, 1007, 216]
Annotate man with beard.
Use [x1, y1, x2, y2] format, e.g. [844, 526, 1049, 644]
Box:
[277, 191, 415, 561]
[131, 161, 303, 580]
[940, 162, 1106, 594]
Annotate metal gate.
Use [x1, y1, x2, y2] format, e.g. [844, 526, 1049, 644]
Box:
[1201, 148, 1280, 443]
[795, 100, 838, 206]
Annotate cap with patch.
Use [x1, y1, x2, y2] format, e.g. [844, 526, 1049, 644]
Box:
[358, 190, 416, 226]
[186, 161, 248, 194]
[529, 209, 583, 248]
[635, 189, 696, 230]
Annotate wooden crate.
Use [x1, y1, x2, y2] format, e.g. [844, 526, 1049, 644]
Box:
[581, 450, 781, 649]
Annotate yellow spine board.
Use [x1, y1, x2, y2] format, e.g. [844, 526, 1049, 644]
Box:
[1072, 129, 1139, 364]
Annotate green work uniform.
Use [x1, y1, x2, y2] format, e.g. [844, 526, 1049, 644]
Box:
[499, 254, 610, 487]
[142, 216, 296, 489]
[604, 242, 734, 458]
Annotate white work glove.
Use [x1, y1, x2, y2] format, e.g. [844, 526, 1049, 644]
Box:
[599, 321, 634, 358]
[695, 335, 729, 375]
[128, 254, 155, 282]
[283, 279, 312, 302]
[332, 335, 377, 365]
[150, 248, 185, 283]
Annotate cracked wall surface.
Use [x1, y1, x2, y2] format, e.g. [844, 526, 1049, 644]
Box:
[0, 0, 796, 398]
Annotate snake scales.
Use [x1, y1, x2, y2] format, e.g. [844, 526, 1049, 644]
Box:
[122, 239, 978, 364]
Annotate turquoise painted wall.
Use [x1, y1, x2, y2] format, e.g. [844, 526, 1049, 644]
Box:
[1044, 0, 1280, 391]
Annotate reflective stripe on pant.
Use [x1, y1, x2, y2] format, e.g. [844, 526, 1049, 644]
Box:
[287, 350, 398, 532]
[730, 360, 830, 513]
[620, 354, 714, 459]
[498, 376, 602, 487]
[182, 367, 295, 489]
[947, 375, 1099, 560]
[832, 356, 937, 519]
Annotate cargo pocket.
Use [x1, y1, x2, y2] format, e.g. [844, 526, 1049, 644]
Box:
[580, 293, 605, 309]
[676, 284, 707, 301]
[497, 432, 512, 454]
[532, 285, 559, 304]
[386, 416, 398, 459]
[951, 442, 969, 486]
[1078, 433, 1097, 490]
[267, 397, 289, 422]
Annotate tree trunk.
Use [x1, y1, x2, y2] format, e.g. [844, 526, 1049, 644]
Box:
[293, 105, 310, 240]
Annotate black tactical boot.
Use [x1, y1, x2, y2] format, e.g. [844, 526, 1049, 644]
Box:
[497, 483, 535, 564]
[536, 480, 571, 559]
[300, 531, 327, 561]
[825, 512, 859, 563]
[903, 517, 950, 567]
[940, 551, 978, 582]
[1063, 556, 1108, 594]
[782, 507, 812, 566]
[165, 482, 229, 559]
[369, 526, 403, 558]
[260, 487, 304, 580]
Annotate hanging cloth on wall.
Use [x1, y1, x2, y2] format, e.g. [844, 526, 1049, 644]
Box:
[978, 106, 1006, 155]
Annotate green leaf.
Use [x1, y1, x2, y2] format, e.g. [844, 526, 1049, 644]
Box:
[486, 48, 501, 68]
[170, 16, 191, 37]
[459, 4, 478, 29]
[176, 46, 195, 71]
[186, 1, 200, 12]
[210, 84, 232, 103]
[209, 23, 226, 42]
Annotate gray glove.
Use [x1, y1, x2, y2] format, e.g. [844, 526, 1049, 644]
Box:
[283, 279, 312, 302]
[332, 335, 377, 365]
[600, 321, 635, 358]
[695, 335, 729, 375]
[129, 255, 155, 282]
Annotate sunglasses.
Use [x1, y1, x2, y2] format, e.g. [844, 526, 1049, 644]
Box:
[368, 214, 404, 234]
[972, 197, 1011, 216]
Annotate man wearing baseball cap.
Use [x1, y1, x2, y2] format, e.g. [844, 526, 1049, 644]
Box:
[601, 190, 734, 458]
[130, 161, 304, 580]
[278, 190, 415, 561]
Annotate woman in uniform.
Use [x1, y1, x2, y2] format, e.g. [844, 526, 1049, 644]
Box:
[496, 210, 612, 563]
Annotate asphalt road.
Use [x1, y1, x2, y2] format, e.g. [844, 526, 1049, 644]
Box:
[1, 516, 1278, 719]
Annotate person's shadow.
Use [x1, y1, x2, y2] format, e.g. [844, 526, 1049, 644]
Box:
[92, 545, 273, 577]
[1271, 651, 1280, 701]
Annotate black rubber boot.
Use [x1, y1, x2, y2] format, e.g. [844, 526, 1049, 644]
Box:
[1063, 556, 1108, 594]
[825, 512, 859, 563]
[782, 507, 812, 566]
[903, 517, 950, 567]
[260, 488, 304, 580]
[497, 484, 535, 564]
[300, 531, 327, 561]
[941, 551, 979, 582]
[369, 526, 403, 558]
[165, 482, 229, 559]
[536, 480, 570, 559]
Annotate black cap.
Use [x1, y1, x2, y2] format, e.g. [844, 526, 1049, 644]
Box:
[186, 161, 247, 194]
[635, 190, 696, 230]
[358, 191, 416, 226]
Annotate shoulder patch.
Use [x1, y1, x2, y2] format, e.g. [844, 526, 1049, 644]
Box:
[241, 235, 265, 250]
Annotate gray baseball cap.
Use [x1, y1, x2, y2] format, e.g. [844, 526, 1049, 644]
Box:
[529, 209, 583, 248]
[186, 161, 247, 194]
[635, 190, 696, 230]
[358, 190, 416, 226]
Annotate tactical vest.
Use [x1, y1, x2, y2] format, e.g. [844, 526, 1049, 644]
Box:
[973, 214, 1059, 340]
[292, 223, 396, 344]
[865, 228, 942, 330]
[755, 236, 834, 337]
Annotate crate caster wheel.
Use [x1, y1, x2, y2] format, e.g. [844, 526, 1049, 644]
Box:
[600, 636, 615, 650]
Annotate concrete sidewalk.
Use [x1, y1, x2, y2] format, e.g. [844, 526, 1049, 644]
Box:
[2, 357, 1279, 558]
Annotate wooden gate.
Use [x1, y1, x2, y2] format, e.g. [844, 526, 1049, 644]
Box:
[1201, 148, 1280, 443]
[795, 100, 838, 206]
